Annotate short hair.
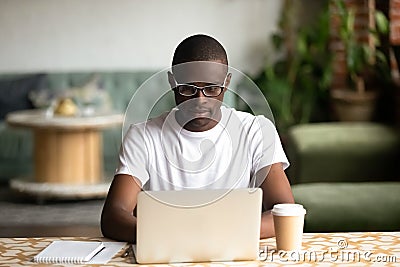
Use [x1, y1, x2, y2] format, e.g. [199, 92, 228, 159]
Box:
[172, 34, 228, 66]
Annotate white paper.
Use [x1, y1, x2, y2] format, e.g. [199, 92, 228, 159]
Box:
[33, 240, 105, 264]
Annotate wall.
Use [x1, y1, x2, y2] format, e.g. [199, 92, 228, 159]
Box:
[390, 0, 400, 45]
[0, 0, 282, 76]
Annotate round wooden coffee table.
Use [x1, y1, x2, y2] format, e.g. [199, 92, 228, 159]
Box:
[6, 109, 124, 200]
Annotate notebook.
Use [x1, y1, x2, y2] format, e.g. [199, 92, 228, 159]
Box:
[136, 188, 263, 264]
[33, 240, 105, 264]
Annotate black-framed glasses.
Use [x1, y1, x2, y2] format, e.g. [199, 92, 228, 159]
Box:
[171, 74, 230, 97]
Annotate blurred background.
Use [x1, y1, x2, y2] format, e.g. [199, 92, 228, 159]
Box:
[0, 0, 399, 237]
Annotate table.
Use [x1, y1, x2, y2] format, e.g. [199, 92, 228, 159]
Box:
[0, 232, 399, 266]
[6, 110, 124, 200]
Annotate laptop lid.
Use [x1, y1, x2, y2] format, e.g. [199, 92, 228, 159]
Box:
[136, 188, 262, 264]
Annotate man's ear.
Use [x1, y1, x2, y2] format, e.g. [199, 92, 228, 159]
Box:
[167, 71, 176, 89]
[224, 73, 232, 92]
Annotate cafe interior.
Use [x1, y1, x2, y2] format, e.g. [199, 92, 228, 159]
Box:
[0, 0, 399, 261]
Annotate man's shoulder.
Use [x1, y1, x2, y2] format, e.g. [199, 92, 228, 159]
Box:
[222, 106, 252, 120]
[128, 111, 171, 132]
[223, 106, 274, 127]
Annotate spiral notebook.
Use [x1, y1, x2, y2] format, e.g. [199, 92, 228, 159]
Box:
[33, 240, 105, 264]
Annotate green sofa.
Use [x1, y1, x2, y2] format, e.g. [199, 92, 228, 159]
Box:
[287, 122, 400, 232]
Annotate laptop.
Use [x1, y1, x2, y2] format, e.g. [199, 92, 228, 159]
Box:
[135, 188, 262, 264]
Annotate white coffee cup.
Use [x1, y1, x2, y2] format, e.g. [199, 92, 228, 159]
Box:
[272, 203, 306, 251]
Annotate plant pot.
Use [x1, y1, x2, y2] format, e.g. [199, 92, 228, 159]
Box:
[330, 89, 378, 122]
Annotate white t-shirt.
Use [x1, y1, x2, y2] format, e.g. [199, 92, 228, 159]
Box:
[116, 106, 289, 191]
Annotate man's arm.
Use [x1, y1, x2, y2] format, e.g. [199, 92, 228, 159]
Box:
[101, 174, 142, 243]
[259, 162, 294, 239]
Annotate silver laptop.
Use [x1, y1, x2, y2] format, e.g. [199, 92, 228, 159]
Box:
[135, 188, 262, 264]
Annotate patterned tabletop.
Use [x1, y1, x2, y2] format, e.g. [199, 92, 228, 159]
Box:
[0, 232, 399, 266]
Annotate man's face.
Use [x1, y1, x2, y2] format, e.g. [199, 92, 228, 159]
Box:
[168, 61, 231, 132]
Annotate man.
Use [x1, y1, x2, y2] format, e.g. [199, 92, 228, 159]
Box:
[101, 34, 294, 243]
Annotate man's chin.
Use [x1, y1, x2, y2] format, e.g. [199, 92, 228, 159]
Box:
[185, 117, 215, 130]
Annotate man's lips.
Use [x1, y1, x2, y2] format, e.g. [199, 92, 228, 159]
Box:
[187, 109, 211, 117]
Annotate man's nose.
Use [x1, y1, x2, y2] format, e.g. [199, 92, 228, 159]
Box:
[194, 89, 207, 98]
[192, 89, 208, 106]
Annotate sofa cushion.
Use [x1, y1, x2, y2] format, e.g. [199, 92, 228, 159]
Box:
[0, 122, 32, 159]
[44, 72, 161, 113]
[102, 127, 122, 175]
[287, 122, 400, 184]
[0, 74, 46, 119]
[0, 122, 33, 179]
[292, 182, 400, 232]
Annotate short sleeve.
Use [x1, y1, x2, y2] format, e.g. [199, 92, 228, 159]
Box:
[253, 116, 289, 172]
[115, 124, 149, 187]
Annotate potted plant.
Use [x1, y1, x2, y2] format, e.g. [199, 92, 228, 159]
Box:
[330, 0, 390, 121]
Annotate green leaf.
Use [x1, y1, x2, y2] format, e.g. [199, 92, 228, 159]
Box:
[375, 11, 389, 35]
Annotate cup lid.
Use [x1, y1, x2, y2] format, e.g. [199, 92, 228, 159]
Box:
[271, 203, 306, 216]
